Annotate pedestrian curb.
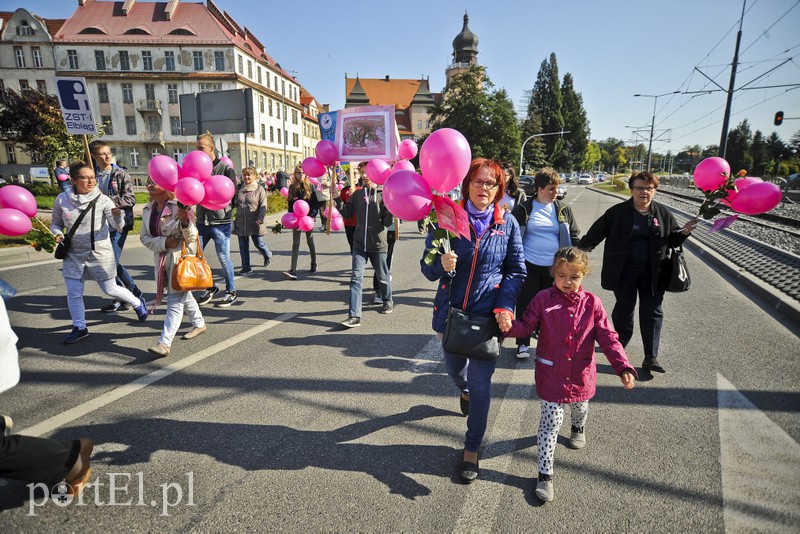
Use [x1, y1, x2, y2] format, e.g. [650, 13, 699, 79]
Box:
[586, 186, 800, 327]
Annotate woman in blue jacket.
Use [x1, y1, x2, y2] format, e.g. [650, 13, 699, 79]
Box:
[420, 158, 526, 483]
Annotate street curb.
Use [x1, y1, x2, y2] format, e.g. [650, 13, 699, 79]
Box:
[586, 186, 800, 327]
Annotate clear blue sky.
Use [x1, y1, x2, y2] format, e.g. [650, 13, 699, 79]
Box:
[20, 0, 800, 153]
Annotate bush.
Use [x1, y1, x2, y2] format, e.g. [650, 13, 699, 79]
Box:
[1, 182, 60, 196]
[267, 191, 287, 214]
[612, 177, 628, 192]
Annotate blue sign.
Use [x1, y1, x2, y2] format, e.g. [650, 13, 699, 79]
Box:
[55, 77, 96, 134]
[319, 111, 336, 143]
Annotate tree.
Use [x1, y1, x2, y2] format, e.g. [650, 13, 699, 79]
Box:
[0, 88, 92, 180]
[527, 53, 564, 166]
[429, 65, 521, 166]
[725, 119, 752, 174]
[518, 91, 546, 173]
[579, 141, 601, 172]
[559, 73, 589, 170]
[597, 138, 625, 171]
[749, 130, 767, 176]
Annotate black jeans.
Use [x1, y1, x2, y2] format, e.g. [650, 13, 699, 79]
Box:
[611, 262, 664, 359]
[515, 262, 554, 346]
[0, 434, 80, 488]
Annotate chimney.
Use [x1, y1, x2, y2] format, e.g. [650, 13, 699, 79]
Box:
[165, 0, 179, 21]
[78, 0, 94, 5]
[384, 75, 390, 81]
[122, 0, 136, 16]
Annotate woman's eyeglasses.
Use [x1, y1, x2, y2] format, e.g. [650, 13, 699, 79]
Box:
[76, 176, 97, 182]
[471, 180, 499, 190]
[631, 186, 655, 192]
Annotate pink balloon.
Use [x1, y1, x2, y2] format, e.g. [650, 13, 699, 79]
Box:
[219, 156, 234, 168]
[730, 182, 782, 215]
[204, 175, 235, 206]
[302, 157, 326, 178]
[330, 216, 344, 231]
[693, 157, 731, 192]
[292, 199, 310, 217]
[419, 128, 472, 194]
[392, 160, 415, 174]
[366, 159, 392, 185]
[281, 212, 299, 229]
[382, 171, 433, 221]
[323, 206, 340, 219]
[280, 187, 289, 198]
[182, 150, 214, 180]
[148, 156, 179, 191]
[722, 177, 763, 206]
[298, 215, 315, 232]
[336, 183, 344, 191]
[200, 199, 228, 210]
[0, 208, 32, 236]
[398, 139, 418, 160]
[315, 140, 339, 166]
[308, 176, 319, 185]
[0, 185, 37, 217]
[174, 177, 205, 206]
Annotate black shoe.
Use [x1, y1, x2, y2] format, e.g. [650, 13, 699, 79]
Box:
[101, 300, 129, 313]
[460, 452, 479, 484]
[239, 267, 252, 275]
[63, 327, 89, 344]
[459, 393, 469, 417]
[310, 264, 318, 273]
[196, 286, 219, 306]
[642, 357, 665, 373]
[341, 316, 361, 328]
[264, 256, 272, 267]
[283, 271, 298, 280]
[379, 301, 394, 314]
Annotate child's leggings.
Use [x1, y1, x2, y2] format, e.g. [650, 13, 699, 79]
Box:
[538, 400, 589, 475]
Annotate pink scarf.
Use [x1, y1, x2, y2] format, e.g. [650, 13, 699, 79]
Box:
[151, 202, 172, 312]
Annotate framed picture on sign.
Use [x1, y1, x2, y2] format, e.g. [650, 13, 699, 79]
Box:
[335, 106, 399, 161]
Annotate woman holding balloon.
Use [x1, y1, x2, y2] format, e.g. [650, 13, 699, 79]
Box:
[282, 165, 319, 280]
[579, 172, 697, 374]
[51, 161, 148, 344]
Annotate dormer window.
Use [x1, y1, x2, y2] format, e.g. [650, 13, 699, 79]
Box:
[79, 27, 106, 35]
[124, 28, 150, 35]
[169, 28, 195, 36]
[17, 21, 34, 36]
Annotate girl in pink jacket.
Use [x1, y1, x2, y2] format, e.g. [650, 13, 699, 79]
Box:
[498, 247, 636, 503]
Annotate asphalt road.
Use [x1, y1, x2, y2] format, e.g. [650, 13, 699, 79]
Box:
[1, 185, 798, 532]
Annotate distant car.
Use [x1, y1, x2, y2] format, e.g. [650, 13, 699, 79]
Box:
[559, 173, 568, 183]
[786, 173, 800, 190]
[595, 172, 606, 182]
[556, 184, 567, 199]
[578, 173, 593, 185]
[519, 175, 537, 196]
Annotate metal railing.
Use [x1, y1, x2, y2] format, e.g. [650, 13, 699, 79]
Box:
[135, 99, 162, 113]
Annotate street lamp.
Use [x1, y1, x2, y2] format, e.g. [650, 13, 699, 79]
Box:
[519, 130, 569, 175]
[633, 91, 679, 172]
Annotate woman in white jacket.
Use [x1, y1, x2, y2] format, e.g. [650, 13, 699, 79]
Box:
[139, 179, 206, 356]
[51, 162, 147, 345]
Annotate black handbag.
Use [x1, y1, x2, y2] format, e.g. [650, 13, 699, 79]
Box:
[663, 245, 691, 293]
[54, 198, 98, 260]
[442, 306, 501, 361]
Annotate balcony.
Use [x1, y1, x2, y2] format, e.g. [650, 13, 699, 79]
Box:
[136, 99, 162, 114]
[139, 131, 165, 145]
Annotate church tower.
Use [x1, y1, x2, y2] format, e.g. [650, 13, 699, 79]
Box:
[446, 11, 479, 86]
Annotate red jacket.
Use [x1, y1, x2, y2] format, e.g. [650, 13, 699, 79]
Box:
[507, 286, 636, 403]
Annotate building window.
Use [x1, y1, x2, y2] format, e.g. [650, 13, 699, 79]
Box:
[168, 84, 178, 104]
[277, 129, 281, 144]
[17, 21, 33, 36]
[193, 51, 203, 71]
[292, 109, 298, 125]
[259, 95, 264, 113]
[67, 50, 79, 69]
[261, 124, 266, 141]
[129, 149, 139, 168]
[268, 99, 273, 116]
[125, 116, 137, 135]
[237, 56, 243, 74]
[173, 148, 183, 161]
[13, 47, 25, 68]
[142, 51, 153, 71]
[270, 126, 274, 142]
[98, 83, 109, 103]
[19, 80, 29, 91]
[274, 76, 278, 90]
[276, 104, 280, 120]
[6, 145, 16, 164]
[145, 83, 155, 101]
[32, 47, 43, 68]
[165, 51, 175, 71]
[119, 50, 130, 71]
[122, 83, 133, 103]
[36, 80, 46, 93]
[257, 67, 262, 84]
[214, 51, 224, 71]
[151, 148, 160, 159]
[199, 83, 221, 93]
[293, 133, 299, 147]
[101, 115, 113, 135]
[170, 116, 181, 136]
[95, 50, 106, 70]
[247, 60, 252, 79]
[426, 120, 431, 129]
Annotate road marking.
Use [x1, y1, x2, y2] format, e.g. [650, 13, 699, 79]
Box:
[13, 285, 58, 296]
[718, 373, 800, 532]
[0, 259, 60, 272]
[21, 312, 296, 437]
[453, 361, 535, 532]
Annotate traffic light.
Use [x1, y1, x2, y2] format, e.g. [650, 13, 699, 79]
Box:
[774, 111, 784, 126]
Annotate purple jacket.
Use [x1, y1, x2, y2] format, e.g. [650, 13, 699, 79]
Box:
[507, 286, 636, 403]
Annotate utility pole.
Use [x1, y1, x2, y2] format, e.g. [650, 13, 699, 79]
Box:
[718, 0, 747, 159]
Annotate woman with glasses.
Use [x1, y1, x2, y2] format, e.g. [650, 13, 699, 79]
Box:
[420, 158, 525, 484]
[50, 161, 148, 345]
[579, 172, 697, 375]
[139, 179, 206, 357]
[510, 168, 580, 360]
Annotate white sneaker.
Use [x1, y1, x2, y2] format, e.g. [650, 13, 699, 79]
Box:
[516, 345, 530, 359]
[536, 477, 554, 502]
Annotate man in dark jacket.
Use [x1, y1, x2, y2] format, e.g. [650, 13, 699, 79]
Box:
[89, 140, 143, 313]
[194, 133, 238, 307]
[339, 163, 394, 328]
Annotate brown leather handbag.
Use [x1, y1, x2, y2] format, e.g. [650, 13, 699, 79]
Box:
[171, 235, 214, 291]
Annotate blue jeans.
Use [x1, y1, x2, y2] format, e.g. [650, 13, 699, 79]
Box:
[348, 249, 391, 318]
[198, 223, 235, 293]
[238, 235, 271, 270]
[443, 349, 497, 452]
[110, 229, 139, 296]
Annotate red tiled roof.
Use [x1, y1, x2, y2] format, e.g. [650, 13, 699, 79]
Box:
[345, 77, 423, 110]
[44, 18, 66, 37]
